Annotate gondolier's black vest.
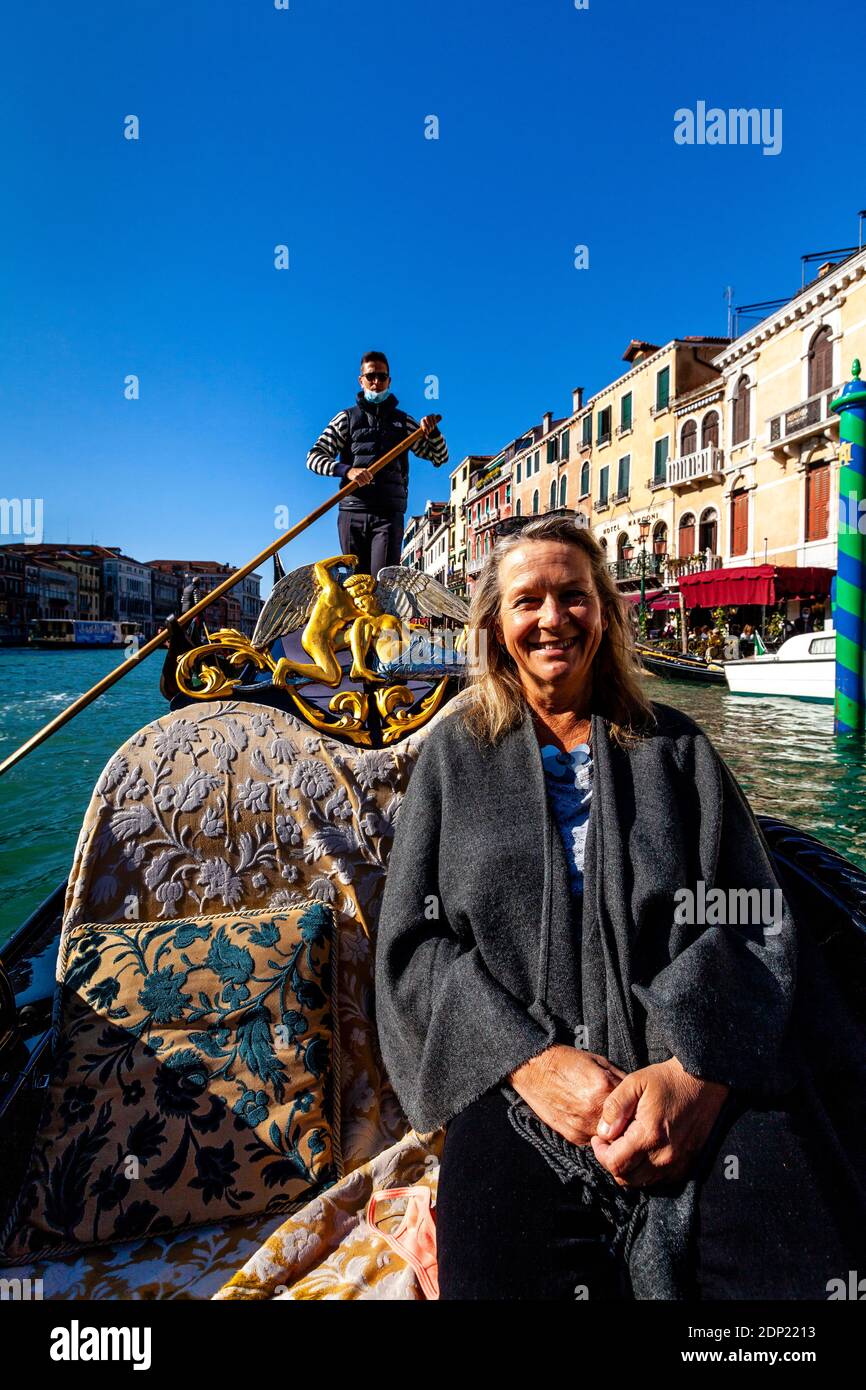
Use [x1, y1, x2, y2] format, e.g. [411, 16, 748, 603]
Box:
[338, 393, 412, 515]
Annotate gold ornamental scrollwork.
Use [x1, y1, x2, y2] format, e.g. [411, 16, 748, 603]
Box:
[174, 555, 470, 745]
[375, 679, 451, 744]
[175, 629, 274, 700]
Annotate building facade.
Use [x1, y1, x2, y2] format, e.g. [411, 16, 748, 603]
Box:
[102, 553, 154, 631]
[0, 550, 27, 643]
[449, 455, 492, 598]
[146, 560, 263, 638]
[710, 248, 866, 579]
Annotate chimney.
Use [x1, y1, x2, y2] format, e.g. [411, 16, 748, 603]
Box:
[572, 386, 584, 413]
[817, 261, 834, 277]
[542, 410, 553, 434]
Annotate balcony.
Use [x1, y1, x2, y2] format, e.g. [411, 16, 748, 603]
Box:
[612, 488, 630, 504]
[667, 446, 724, 489]
[645, 475, 667, 492]
[664, 553, 723, 580]
[593, 499, 610, 513]
[466, 555, 486, 576]
[768, 387, 839, 455]
[607, 555, 666, 583]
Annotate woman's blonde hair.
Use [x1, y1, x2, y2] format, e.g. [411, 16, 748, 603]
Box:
[457, 514, 655, 746]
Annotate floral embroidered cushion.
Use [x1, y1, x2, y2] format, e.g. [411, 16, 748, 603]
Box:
[1, 904, 337, 1260]
[59, 697, 467, 1178]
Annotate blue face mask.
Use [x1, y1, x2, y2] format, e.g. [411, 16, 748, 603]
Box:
[363, 387, 391, 403]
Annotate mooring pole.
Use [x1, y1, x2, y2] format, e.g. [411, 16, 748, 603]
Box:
[832, 359, 866, 734]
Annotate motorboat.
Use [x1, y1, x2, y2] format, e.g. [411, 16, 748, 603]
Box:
[723, 626, 835, 702]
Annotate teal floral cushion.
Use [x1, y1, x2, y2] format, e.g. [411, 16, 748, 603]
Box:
[1, 905, 337, 1260]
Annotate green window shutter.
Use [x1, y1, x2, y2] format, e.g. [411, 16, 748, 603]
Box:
[560, 429, 570, 459]
[547, 439, 556, 464]
[654, 437, 669, 480]
[621, 393, 632, 430]
[599, 466, 609, 504]
[656, 368, 670, 410]
[582, 415, 592, 446]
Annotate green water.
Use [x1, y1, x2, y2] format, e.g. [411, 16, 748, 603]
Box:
[2, 650, 866, 946]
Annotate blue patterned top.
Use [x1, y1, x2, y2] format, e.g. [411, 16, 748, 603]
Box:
[539, 743, 593, 901]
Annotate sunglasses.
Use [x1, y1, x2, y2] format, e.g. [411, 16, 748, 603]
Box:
[494, 510, 584, 537]
[363, 370, 389, 382]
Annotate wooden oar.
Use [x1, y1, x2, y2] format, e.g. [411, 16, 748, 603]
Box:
[0, 420, 440, 777]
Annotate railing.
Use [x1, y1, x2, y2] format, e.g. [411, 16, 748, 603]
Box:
[466, 555, 486, 575]
[645, 475, 667, 492]
[597, 430, 611, 447]
[664, 553, 723, 579]
[607, 555, 666, 582]
[593, 498, 610, 512]
[612, 488, 630, 503]
[768, 386, 839, 446]
[667, 445, 724, 487]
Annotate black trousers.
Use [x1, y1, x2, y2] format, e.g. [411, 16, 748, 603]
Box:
[436, 1087, 858, 1300]
[337, 509, 404, 577]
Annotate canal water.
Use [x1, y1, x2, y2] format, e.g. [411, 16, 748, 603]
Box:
[2, 648, 866, 945]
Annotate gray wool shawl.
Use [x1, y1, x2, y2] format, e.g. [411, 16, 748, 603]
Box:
[375, 698, 802, 1299]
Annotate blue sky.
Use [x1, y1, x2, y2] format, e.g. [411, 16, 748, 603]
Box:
[1, 0, 861, 596]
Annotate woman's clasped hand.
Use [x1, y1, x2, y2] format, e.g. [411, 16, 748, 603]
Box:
[509, 1046, 730, 1188]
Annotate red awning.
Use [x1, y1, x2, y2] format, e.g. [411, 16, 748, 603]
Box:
[649, 595, 680, 610]
[677, 565, 834, 610]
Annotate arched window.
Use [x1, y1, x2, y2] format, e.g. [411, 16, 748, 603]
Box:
[515, 498, 522, 517]
[732, 376, 751, 446]
[701, 410, 720, 450]
[532, 489, 539, 514]
[698, 508, 718, 554]
[549, 480, 557, 510]
[680, 419, 697, 457]
[616, 531, 630, 579]
[559, 475, 567, 507]
[678, 513, 696, 557]
[580, 461, 590, 497]
[653, 522, 668, 554]
[808, 325, 833, 397]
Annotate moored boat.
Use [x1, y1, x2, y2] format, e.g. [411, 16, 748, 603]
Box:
[635, 643, 726, 684]
[723, 626, 835, 701]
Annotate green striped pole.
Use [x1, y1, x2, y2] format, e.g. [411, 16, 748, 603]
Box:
[832, 359, 866, 734]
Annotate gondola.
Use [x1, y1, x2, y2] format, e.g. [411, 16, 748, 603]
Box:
[635, 643, 727, 684]
[0, 551, 864, 1300]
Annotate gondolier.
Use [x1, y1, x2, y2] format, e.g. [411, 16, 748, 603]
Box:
[306, 350, 448, 576]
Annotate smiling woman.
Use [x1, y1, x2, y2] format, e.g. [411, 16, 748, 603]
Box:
[375, 512, 866, 1301]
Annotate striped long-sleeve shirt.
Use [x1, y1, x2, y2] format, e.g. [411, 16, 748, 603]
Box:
[306, 408, 448, 479]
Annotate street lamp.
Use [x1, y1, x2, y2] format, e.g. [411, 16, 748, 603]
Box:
[638, 517, 651, 639]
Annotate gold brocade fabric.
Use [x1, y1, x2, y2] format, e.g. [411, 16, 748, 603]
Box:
[0, 694, 464, 1298]
[214, 1129, 443, 1301]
